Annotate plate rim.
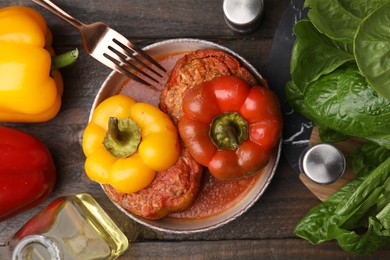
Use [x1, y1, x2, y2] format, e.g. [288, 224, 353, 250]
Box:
[89, 38, 282, 234]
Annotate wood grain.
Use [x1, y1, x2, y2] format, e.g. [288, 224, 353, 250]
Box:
[0, 0, 388, 259]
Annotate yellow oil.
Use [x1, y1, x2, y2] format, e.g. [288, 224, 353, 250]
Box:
[10, 194, 129, 260]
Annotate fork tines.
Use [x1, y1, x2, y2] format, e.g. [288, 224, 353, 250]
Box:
[103, 32, 166, 88]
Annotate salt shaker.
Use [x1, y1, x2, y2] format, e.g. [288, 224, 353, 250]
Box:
[8, 193, 129, 260]
[223, 0, 264, 34]
[299, 143, 346, 184]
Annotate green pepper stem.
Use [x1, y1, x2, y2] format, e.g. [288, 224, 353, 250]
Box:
[103, 117, 141, 158]
[50, 48, 79, 71]
[210, 112, 248, 150]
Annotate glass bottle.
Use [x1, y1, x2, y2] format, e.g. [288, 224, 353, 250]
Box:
[8, 193, 129, 260]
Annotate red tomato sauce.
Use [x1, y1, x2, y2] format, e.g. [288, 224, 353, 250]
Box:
[118, 51, 261, 220]
[169, 170, 261, 220]
[118, 52, 187, 107]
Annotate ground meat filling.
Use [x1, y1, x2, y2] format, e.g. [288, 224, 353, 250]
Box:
[104, 49, 257, 220]
[160, 49, 258, 122]
[103, 147, 202, 220]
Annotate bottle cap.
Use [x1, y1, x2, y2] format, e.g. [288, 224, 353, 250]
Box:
[299, 143, 346, 184]
[12, 235, 62, 260]
[223, 0, 264, 34]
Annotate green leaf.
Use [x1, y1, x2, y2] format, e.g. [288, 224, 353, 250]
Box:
[365, 136, 390, 150]
[294, 176, 365, 244]
[318, 126, 348, 143]
[333, 157, 390, 225]
[304, 0, 389, 41]
[285, 80, 310, 118]
[341, 185, 384, 230]
[377, 201, 390, 230]
[290, 1, 390, 253]
[338, 0, 390, 18]
[354, 2, 390, 100]
[335, 216, 390, 254]
[290, 20, 354, 92]
[295, 157, 390, 254]
[305, 0, 360, 41]
[348, 142, 390, 176]
[303, 64, 390, 148]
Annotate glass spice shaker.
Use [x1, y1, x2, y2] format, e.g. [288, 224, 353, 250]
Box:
[223, 0, 264, 34]
[299, 143, 346, 184]
[8, 193, 129, 260]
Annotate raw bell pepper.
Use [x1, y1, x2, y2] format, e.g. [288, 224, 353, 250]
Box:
[0, 6, 78, 122]
[0, 126, 56, 222]
[82, 95, 180, 194]
[178, 76, 282, 180]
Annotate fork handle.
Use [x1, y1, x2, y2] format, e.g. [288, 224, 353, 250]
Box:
[32, 0, 85, 29]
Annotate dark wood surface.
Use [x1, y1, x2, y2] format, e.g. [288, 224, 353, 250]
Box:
[0, 0, 388, 259]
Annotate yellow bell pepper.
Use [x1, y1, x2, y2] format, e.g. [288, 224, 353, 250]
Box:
[82, 95, 180, 194]
[0, 6, 77, 122]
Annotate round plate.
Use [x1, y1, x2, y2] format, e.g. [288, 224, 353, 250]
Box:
[90, 38, 281, 234]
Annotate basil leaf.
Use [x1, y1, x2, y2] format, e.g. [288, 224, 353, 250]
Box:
[354, 2, 390, 100]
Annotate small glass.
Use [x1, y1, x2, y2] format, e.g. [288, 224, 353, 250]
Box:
[8, 193, 129, 260]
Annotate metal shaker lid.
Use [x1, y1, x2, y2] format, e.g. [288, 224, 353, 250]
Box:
[223, 0, 264, 34]
[299, 143, 346, 184]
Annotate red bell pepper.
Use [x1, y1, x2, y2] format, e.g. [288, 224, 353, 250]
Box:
[0, 126, 56, 221]
[10, 197, 64, 241]
[178, 76, 282, 180]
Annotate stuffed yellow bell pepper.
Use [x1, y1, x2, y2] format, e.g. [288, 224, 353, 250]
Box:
[82, 95, 180, 194]
[0, 6, 78, 122]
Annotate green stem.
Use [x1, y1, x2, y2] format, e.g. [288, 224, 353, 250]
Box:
[50, 48, 79, 71]
[103, 117, 141, 158]
[210, 112, 248, 150]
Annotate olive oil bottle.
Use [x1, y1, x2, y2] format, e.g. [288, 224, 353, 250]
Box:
[8, 193, 129, 259]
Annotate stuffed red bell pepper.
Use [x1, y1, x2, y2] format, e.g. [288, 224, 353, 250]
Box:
[0, 126, 56, 221]
[178, 76, 282, 180]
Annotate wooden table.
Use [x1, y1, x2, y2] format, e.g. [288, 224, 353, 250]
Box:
[0, 0, 388, 259]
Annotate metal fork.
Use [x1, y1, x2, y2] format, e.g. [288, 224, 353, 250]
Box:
[32, 0, 166, 87]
